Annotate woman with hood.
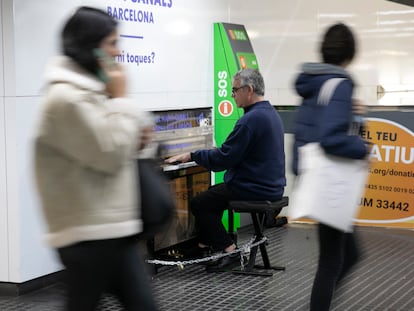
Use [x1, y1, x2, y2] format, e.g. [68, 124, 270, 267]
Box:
[292, 23, 370, 310]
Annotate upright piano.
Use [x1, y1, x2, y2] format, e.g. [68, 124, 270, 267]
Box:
[148, 108, 213, 259]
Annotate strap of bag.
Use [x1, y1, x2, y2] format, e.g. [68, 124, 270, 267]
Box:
[317, 77, 365, 136]
[317, 78, 346, 106]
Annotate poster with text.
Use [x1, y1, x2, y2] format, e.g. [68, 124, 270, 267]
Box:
[356, 118, 414, 228]
[13, 0, 223, 110]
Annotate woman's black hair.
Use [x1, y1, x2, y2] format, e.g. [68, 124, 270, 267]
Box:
[320, 23, 356, 65]
[62, 6, 117, 76]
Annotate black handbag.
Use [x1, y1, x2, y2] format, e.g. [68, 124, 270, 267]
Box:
[137, 159, 175, 238]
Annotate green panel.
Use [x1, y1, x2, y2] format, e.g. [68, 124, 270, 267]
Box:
[213, 22, 259, 232]
[222, 210, 240, 232]
[235, 52, 259, 69]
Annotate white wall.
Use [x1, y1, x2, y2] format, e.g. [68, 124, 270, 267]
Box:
[229, 0, 414, 106]
[0, 93, 7, 281]
[0, 0, 6, 280]
[2, 0, 414, 282]
[0, 0, 11, 283]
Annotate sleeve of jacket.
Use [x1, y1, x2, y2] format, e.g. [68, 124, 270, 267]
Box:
[192, 123, 253, 172]
[36, 91, 151, 174]
[319, 81, 367, 159]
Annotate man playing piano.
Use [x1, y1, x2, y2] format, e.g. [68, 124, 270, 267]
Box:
[165, 69, 286, 272]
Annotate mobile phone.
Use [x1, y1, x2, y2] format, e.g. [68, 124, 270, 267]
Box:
[93, 48, 115, 82]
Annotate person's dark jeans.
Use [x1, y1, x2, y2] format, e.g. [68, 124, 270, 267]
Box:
[310, 223, 360, 311]
[58, 237, 157, 311]
[190, 183, 238, 250]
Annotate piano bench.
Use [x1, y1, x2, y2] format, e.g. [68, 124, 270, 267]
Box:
[228, 196, 289, 277]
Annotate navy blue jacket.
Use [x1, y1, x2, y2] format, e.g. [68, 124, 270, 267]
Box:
[292, 63, 368, 175]
[192, 101, 286, 201]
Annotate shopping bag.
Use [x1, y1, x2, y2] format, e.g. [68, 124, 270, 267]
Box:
[137, 158, 175, 238]
[288, 143, 369, 232]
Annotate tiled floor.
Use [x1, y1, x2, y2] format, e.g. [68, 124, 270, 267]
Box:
[1, 223, 413, 310]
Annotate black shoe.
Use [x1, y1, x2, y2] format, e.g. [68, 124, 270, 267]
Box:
[205, 253, 242, 273]
[185, 246, 212, 259]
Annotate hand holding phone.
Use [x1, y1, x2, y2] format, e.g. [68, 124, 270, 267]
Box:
[93, 48, 126, 98]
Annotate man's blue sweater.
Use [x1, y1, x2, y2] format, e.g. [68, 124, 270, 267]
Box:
[192, 101, 286, 201]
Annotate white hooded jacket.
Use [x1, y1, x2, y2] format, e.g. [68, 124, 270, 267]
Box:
[34, 56, 152, 248]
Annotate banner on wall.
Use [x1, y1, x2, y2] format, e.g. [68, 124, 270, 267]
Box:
[213, 22, 259, 229]
[356, 118, 414, 228]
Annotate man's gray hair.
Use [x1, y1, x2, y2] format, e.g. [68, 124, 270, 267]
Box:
[233, 68, 265, 96]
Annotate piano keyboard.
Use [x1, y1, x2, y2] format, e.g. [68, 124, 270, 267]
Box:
[162, 161, 198, 172]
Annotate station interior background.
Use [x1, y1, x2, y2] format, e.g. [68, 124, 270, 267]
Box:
[1, 0, 414, 310]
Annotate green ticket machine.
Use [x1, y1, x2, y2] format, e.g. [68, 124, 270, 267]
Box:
[213, 22, 259, 231]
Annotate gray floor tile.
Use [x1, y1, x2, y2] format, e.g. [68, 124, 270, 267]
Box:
[0, 224, 413, 310]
